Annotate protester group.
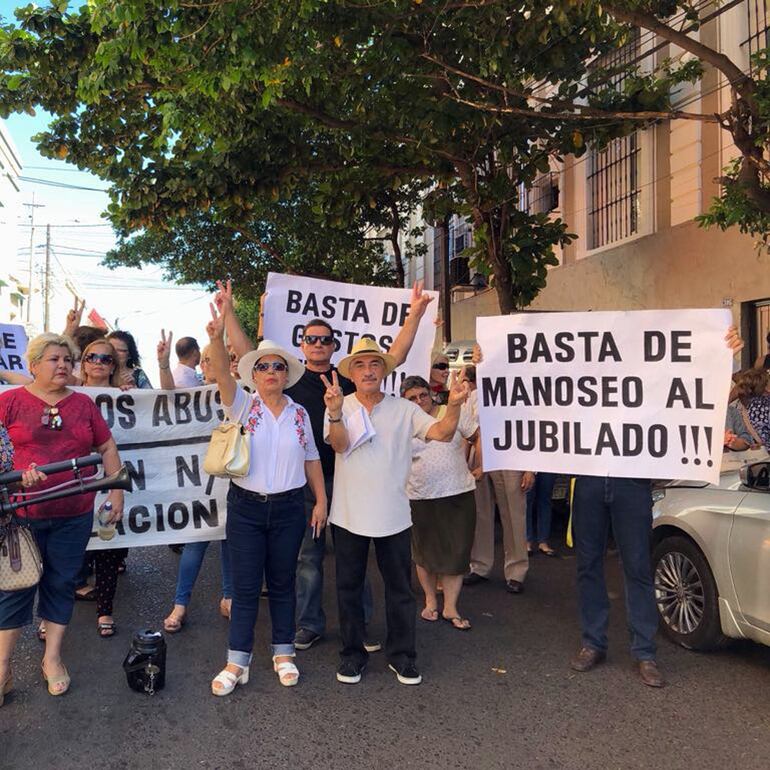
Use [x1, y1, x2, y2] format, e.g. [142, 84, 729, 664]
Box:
[0, 279, 749, 704]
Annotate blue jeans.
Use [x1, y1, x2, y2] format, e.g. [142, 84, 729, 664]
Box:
[0, 512, 92, 629]
[173, 540, 233, 606]
[296, 479, 373, 635]
[526, 472, 556, 544]
[226, 484, 306, 667]
[572, 476, 659, 660]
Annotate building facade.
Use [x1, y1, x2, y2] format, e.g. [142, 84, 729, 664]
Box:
[0, 120, 25, 325]
[414, 1, 769, 365]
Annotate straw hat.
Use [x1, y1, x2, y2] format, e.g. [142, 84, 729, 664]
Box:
[337, 338, 397, 379]
[237, 339, 304, 388]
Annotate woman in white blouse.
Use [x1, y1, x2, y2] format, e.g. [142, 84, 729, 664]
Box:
[402, 376, 479, 631]
[206, 306, 327, 695]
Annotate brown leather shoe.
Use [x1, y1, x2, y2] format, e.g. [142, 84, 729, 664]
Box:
[636, 660, 665, 688]
[569, 646, 606, 672]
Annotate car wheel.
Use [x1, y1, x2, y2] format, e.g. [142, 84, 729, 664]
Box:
[652, 536, 729, 651]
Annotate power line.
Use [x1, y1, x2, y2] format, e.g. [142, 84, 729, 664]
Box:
[19, 176, 109, 193]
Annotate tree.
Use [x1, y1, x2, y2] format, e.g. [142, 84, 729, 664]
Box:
[0, 1, 703, 313]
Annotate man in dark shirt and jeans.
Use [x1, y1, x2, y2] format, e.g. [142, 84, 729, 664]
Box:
[216, 280, 434, 649]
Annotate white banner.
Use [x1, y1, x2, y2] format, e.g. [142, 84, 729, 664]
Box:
[1, 384, 228, 549]
[476, 310, 734, 483]
[0, 324, 29, 376]
[263, 272, 439, 394]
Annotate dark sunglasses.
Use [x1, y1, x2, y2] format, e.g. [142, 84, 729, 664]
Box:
[303, 335, 334, 346]
[41, 406, 63, 430]
[84, 353, 114, 365]
[432, 362, 449, 370]
[253, 361, 288, 373]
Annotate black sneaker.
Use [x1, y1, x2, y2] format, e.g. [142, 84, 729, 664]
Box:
[388, 662, 422, 685]
[336, 660, 365, 684]
[363, 639, 382, 653]
[294, 628, 322, 650]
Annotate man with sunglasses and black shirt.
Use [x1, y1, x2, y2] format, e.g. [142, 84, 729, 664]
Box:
[214, 279, 435, 651]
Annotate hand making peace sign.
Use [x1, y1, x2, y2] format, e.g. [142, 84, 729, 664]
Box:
[320, 370, 344, 417]
[157, 329, 173, 365]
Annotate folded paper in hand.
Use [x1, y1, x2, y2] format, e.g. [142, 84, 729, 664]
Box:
[344, 406, 377, 458]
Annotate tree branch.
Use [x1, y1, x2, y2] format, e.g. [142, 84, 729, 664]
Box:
[603, 2, 756, 108]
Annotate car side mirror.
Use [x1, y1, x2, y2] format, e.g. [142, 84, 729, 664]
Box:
[740, 461, 770, 490]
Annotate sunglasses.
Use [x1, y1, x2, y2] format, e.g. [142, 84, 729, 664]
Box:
[84, 353, 114, 365]
[432, 362, 449, 370]
[303, 335, 334, 346]
[41, 406, 63, 430]
[253, 361, 288, 373]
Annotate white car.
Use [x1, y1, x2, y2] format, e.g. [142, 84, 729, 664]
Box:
[651, 453, 770, 650]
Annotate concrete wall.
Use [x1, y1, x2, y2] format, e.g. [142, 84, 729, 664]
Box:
[451, 220, 764, 340]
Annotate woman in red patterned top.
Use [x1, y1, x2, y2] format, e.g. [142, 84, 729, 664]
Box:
[0, 333, 123, 700]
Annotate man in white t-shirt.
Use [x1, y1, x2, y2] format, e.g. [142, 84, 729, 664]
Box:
[172, 336, 202, 387]
[323, 338, 469, 686]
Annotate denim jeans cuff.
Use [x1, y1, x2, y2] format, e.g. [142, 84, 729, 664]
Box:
[271, 643, 295, 657]
[227, 649, 253, 668]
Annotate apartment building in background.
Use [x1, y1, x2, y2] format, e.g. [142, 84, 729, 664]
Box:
[0, 120, 26, 325]
[404, 1, 770, 366]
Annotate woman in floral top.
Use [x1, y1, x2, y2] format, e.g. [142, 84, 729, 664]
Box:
[205, 306, 326, 696]
[730, 368, 770, 450]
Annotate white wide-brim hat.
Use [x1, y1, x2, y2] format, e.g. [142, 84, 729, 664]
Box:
[237, 339, 304, 389]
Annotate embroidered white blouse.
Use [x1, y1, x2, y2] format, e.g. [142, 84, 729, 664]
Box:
[224, 386, 320, 494]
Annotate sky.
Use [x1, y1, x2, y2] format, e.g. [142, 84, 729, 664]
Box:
[1, 1, 213, 384]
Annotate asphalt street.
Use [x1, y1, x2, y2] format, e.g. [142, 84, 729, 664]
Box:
[1, 537, 768, 770]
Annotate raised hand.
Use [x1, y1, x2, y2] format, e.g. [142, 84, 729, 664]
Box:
[157, 329, 173, 364]
[725, 325, 744, 354]
[206, 303, 225, 340]
[447, 370, 470, 406]
[214, 279, 234, 317]
[320, 370, 344, 417]
[471, 343, 483, 365]
[409, 280, 434, 320]
[64, 296, 85, 335]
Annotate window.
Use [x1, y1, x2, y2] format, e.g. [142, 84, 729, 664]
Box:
[518, 172, 560, 215]
[743, 0, 769, 71]
[586, 31, 648, 250]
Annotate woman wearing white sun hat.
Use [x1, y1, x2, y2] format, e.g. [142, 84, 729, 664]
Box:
[205, 305, 326, 695]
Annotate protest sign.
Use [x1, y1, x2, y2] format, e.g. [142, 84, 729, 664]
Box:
[0, 324, 29, 376]
[0, 384, 229, 550]
[263, 272, 439, 394]
[476, 310, 734, 483]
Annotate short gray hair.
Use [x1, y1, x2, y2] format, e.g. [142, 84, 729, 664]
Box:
[400, 375, 430, 397]
[25, 333, 79, 367]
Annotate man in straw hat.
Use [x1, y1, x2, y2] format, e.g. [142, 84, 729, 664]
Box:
[213, 279, 436, 652]
[323, 340, 470, 686]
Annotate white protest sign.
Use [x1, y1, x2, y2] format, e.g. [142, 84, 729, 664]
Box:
[263, 272, 438, 394]
[0, 324, 29, 376]
[1, 384, 229, 549]
[476, 310, 734, 483]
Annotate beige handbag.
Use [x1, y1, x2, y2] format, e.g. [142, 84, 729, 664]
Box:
[203, 398, 251, 478]
[0, 516, 43, 592]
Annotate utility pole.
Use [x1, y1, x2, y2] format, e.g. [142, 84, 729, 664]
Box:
[22, 194, 45, 324]
[43, 224, 51, 331]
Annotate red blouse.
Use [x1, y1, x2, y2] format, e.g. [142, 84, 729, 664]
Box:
[0, 387, 112, 519]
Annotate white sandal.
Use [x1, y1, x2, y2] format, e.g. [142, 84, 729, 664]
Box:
[273, 656, 299, 687]
[211, 665, 249, 696]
